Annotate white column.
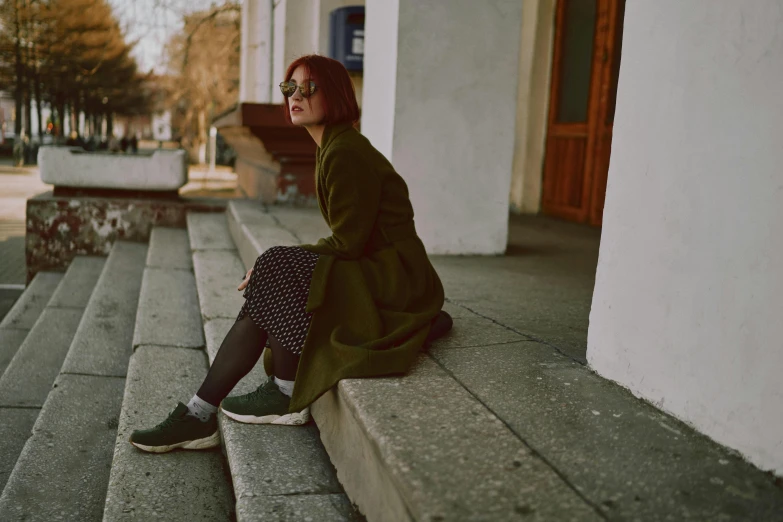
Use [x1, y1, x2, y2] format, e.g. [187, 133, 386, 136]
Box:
[240, 0, 274, 103]
[271, 0, 320, 104]
[362, 0, 523, 255]
[588, 0, 783, 475]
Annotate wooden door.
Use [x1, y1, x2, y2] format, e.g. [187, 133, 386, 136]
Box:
[541, 0, 625, 225]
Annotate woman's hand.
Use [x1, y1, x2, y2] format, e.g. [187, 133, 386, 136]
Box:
[238, 268, 253, 291]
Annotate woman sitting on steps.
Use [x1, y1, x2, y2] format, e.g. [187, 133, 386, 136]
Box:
[129, 54, 453, 453]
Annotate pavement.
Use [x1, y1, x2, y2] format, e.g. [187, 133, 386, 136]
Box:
[0, 160, 50, 320]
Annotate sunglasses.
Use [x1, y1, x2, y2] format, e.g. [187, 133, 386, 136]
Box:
[279, 80, 318, 98]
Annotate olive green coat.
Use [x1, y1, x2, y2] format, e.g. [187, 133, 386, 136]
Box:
[263, 123, 445, 412]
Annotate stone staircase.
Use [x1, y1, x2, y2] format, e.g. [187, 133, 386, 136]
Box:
[0, 204, 361, 521]
[1, 199, 782, 521]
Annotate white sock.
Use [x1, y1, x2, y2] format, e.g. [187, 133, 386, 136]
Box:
[186, 394, 217, 422]
[274, 377, 295, 398]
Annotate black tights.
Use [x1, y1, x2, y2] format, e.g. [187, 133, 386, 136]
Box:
[196, 316, 301, 407]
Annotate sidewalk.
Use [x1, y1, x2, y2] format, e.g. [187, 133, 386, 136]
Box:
[0, 163, 50, 320]
[263, 203, 783, 519]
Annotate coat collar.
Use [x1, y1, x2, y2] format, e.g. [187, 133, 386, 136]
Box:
[317, 123, 355, 158]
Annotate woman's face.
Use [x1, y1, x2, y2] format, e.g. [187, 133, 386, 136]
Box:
[288, 65, 326, 127]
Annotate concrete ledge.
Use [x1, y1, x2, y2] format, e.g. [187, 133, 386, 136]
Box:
[187, 212, 236, 251]
[0, 408, 40, 492]
[39, 146, 187, 191]
[146, 227, 193, 270]
[25, 192, 225, 282]
[226, 200, 300, 269]
[132, 267, 204, 349]
[267, 205, 329, 245]
[0, 271, 64, 379]
[193, 250, 246, 321]
[61, 241, 148, 377]
[432, 341, 783, 519]
[0, 373, 126, 521]
[0, 329, 29, 380]
[236, 494, 360, 522]
[47, 256, 106, 308]
[0, 307, 83, 407]
[102, 344, 233, 521]
[312, 355, 598, 521]
[0, 271, 62, 330]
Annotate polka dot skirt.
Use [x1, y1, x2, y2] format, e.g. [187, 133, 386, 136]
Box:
[236, 246, 320, 356]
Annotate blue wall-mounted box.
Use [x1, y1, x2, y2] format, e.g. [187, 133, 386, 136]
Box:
[329, 6, 365, 72]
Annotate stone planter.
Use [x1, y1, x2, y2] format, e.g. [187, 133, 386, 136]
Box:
[38, 146, 188, 191]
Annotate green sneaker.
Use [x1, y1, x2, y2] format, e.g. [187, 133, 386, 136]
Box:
[220, 376, 310, 425]
[129, 403, 220, 453]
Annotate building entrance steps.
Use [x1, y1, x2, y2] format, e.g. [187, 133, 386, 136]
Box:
[226, 201, 783, 520]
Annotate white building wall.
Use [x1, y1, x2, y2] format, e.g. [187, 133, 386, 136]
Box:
[363, 0, 523, 255]
[588, 0, 783, 475]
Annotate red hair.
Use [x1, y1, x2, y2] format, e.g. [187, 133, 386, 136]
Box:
[282, 55, 360, 127]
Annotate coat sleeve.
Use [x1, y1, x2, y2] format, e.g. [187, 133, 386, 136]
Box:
[299, 147, 381, 260]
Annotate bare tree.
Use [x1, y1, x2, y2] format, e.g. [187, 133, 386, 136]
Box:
[164, 1, 240, 159]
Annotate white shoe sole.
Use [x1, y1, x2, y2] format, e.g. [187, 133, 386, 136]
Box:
[220, 406, 310, 426]
[130, 430, 221, 453]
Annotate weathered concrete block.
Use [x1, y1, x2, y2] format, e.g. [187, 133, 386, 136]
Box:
[0, 307, 84, 407]
[25, 192, 225, 282]
[103, 345, 233, 522]
[132, 267, 204, 349]
[146, 227, 192, 270]
[39, 147, 187, 190]
[311, 355, 599, 521]
[47, 256, 106, 309]
[61, 241, 147, 377]
[0, 373, 126, 521]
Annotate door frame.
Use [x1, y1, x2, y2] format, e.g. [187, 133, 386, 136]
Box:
[541, 0, 624, 225]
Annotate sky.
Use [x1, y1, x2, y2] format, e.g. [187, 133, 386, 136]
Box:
[108, 0, 223, 73]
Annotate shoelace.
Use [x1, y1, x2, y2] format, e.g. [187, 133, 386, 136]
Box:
[241, 381, 275, 403]
[154, 408, 183, 430]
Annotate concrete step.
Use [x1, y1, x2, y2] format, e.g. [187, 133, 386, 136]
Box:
[0, 242, 147, 521]
[60, 242, 149, 378]
[0, 271, 63, 378]
[230, 203, 783, 520]
[189, 211, 361, 521]
[0, 257, 105, 493]
[103, 226, 233, 521]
